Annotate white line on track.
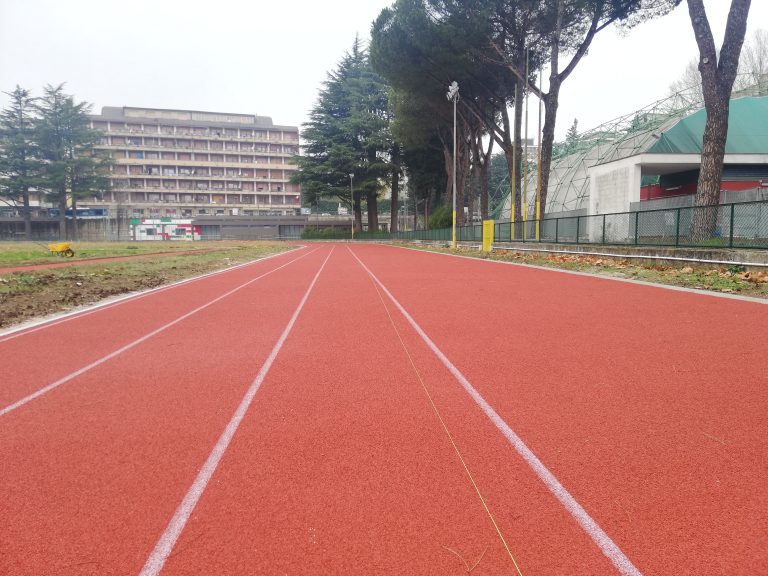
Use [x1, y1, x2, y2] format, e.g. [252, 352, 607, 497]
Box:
[0, 248, 316, 418]
[349, 246, 643, 576]
[139, 247, 333, 576]
[0, 246, 307, 344]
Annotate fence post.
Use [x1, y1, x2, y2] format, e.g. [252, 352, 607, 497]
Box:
[634, 211, 640, 245]
[675, 208, 681, 247]
[575, 217, 580, 244]
[602, 214, 606, 245]
[555, 218, 559, 243]
[729, 204, 735, 248]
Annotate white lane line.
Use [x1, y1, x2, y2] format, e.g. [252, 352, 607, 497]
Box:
[0, 246, 307, 344]
[0, 249, 317, 418]
[349, 246, 643, 576]
[139, 247, 333, 576]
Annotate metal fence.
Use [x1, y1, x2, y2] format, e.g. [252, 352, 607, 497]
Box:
[390, 200, 768, 249]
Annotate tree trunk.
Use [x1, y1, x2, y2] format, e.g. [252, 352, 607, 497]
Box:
[467, 176, 476, 224]
[353, 191, 362, 233]
[455, 152, 467, 228]
[537, 0, 565, 220]
[22, 189, 32, 239]
[538, 82, 560, 219]
[456, 122, 473, 228]
[71, 195, 79, 241]
[513, 77, 524, 221]
[692, 95, 729, 240]
[479, 163, 489, 221]
[390, 146, 400, 233]
[503, 149, 519, 223]
[442, 145, 453, 205]
[366, 191, 379, 232]
[687, 0, 752, 241]
[58, 189, 67, 240]
[480, 134, 493, 221]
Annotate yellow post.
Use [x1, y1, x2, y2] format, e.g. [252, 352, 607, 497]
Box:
[482, 219, 494, 252]
[452, 210, 457, 249]
[510, 206, 515, 242]
[536, 196, 541, 240]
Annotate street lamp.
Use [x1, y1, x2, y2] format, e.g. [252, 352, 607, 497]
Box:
[349, 173, 354, 241]
[446, 81, 459, 249]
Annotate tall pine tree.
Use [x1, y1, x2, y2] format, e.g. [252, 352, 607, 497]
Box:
[0, 86, 40, 239]
[35, 84, 110, 240]
[293, 38, 392, 232]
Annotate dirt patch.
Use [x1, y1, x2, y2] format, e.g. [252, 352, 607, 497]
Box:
[0, 242, 291, 330]
[0, 247, 224, 274]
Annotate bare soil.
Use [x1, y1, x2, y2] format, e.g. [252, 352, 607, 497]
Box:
[0, 242, 290, 329]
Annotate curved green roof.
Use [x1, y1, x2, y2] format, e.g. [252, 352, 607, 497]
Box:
[649, 96, 768, 154]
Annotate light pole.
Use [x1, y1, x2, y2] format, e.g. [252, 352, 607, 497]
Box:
[349, 173, 355, 241]
[446, 81, 459, 249]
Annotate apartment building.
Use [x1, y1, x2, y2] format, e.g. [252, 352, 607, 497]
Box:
[89, 107, 300, 218]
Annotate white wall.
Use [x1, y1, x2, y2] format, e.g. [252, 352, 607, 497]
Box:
[587, 157, 642, 241]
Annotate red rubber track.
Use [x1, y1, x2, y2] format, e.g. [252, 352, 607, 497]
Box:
[156, 243, 603, 575]
[0, 247, 322, 573]
[350, 244, 768, 574]
[0, 247, 310, 407]
[1, 243, 766, 574]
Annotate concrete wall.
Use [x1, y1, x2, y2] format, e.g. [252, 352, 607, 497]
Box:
[0, 217, 132, 241]
[588, 158, 642, 241]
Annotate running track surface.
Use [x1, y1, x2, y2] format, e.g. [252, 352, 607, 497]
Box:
[1, 244, 766, 575]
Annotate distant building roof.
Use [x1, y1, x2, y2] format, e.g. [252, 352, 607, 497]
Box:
[92, 106, 297, 131]
[649, 96, 768, 154]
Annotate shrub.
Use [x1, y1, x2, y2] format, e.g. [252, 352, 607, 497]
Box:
[300, 227, 351, 239]
[428, 204, 452, 230]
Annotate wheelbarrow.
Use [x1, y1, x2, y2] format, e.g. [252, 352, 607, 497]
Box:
[48, 242, 75, 258]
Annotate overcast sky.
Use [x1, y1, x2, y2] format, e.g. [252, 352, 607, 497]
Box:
[1, 0, 766, 140]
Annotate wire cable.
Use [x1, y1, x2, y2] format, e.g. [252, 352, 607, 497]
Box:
[359, 249, 524, 576]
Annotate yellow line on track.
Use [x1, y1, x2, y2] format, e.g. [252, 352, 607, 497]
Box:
[362, 255, 524, 576]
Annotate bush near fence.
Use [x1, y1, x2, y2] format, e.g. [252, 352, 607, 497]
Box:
[301, 227, 352, 240]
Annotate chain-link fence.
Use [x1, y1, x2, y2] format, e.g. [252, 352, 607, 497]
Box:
[392, 200, 768, 249]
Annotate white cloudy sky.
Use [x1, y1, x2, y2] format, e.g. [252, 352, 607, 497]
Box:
[1, 0, 766, 140]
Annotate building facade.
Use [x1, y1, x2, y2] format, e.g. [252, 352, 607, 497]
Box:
[88, 107, 300, 218]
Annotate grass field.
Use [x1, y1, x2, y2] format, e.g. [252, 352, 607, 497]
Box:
[0, 241, 226, 267]
[0, 241, 290, 328]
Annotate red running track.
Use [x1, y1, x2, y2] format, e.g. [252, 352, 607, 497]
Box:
[1, 243, 766, 575]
